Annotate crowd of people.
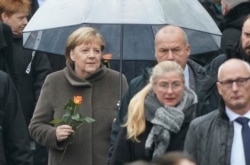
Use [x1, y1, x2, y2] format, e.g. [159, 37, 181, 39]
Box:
[0, 0, 250, 165]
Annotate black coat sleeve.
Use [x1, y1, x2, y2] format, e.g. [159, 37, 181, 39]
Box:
[31, 52, 52, 101]
[0, 71, 33, 165]
[108, 75, 146, 163]
[110, 127, 132, 165]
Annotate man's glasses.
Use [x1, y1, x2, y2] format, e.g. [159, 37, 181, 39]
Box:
[218, 77, 250, 88]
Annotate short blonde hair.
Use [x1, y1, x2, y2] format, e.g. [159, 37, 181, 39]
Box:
[0, 0, 30, 19]
[65, 27, 105, 65]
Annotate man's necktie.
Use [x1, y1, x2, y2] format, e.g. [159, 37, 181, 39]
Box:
[235, 117, 250, 165]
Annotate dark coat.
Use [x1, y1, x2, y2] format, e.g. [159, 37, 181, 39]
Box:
[0, 23, 18, 86]
[220, 2, 250, 53]
[208, 39, 247, 73]
[108, 59, 220, 163]
[12, 35, 52, 125]
[184, 102, 233, 165]
[200, 1, 222, 26]
[29, 65, 128, 165]
[0, 71, 33, 164]
[110, 104, 197, 165]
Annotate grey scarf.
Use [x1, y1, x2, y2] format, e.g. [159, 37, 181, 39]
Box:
[144, 87, 197, 159]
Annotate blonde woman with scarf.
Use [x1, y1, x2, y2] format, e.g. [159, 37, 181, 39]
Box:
[110, 61, 198, 165]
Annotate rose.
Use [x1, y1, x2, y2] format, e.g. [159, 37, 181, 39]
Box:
[50, 96, 95, 163]
[74, 96, 82, 105]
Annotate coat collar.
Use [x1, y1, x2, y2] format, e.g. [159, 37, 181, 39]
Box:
[64, 64, 107, 86]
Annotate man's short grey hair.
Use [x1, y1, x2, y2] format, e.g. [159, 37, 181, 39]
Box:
[217, 59, 250, 80]
[223, 0, 249, 9]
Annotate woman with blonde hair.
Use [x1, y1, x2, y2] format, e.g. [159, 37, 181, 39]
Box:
[110, 61, 197, 165]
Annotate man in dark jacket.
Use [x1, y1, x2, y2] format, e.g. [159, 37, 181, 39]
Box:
[0, 71, 33, 164]
[185, 58, 250, 165]
[220, 0, 250, 53]
[0, 22, 18, 86]
[0, 0, 51, 164]
[108, 25, 220, 163]
[209, 15, 250, 72]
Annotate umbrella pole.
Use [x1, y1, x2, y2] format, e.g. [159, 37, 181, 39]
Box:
[119, 25, 124, 109]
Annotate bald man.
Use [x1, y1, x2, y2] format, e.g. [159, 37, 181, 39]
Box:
[108, 25, 220, 163]
[185, 58, 250, 165]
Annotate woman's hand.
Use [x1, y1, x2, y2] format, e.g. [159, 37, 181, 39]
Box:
[56, 125, 74, 142]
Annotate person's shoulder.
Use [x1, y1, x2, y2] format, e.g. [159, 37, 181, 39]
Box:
[129, 67, 151, 85]
[187, 59, 205, 72]
[209, 54, 227, 72]
[190, 110, 219, 128]
[46, 69, 64, 80]
[106, 68, 121, 76]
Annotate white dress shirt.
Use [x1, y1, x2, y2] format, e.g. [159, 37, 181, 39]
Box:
[183, 65, 189, 88]
[226, 107, 250, 165]
[37, 0, 46, 7]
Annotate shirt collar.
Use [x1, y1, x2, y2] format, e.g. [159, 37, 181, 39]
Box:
[183, 64, 189, 87]
[225, 107, 250, 122]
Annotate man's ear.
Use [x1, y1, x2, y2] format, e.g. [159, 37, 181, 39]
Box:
[1, 12, 8, 22]
[216, 82, 222, 96]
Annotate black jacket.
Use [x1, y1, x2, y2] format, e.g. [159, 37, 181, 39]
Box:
[108, 59, 220, 163]
[0, 71, 33, 164]
[12, 35, 52, 125]
[184, 101, 233, 165]
[220, 2, 250, 53]
[110, 104, 197, 165]
[209, 39, 247, 73]
[0, 23, 18, 86]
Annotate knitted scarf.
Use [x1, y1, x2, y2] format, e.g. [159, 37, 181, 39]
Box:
[144, 87, 197, 159]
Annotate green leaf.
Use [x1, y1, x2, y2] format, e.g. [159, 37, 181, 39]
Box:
[84, 117, 95, 123]
[71, 114, 81, 121]
[62, 111, 71, 123]
[50, 118, 63, 125]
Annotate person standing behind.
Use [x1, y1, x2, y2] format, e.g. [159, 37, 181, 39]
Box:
[29, 27, 128, 165]
[0, 22, 18, 86]
[0, 0, 52, 125]
[185, 58, 250, 165]
[0, 0, 52, 164]
[208, 15, 250, 73]
[110, 61, 198, 164]
[220, 0, 250, 53]
[108, 25, 220, 163]
[0, 70, 33, 164]
[199, 0, 222, 27]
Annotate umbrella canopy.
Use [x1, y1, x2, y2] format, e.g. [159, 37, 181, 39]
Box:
[23, 0, 221, 60]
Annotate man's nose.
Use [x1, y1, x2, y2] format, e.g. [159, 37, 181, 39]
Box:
[166, 51, 174, 60]
[232, 81, 239, 91]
